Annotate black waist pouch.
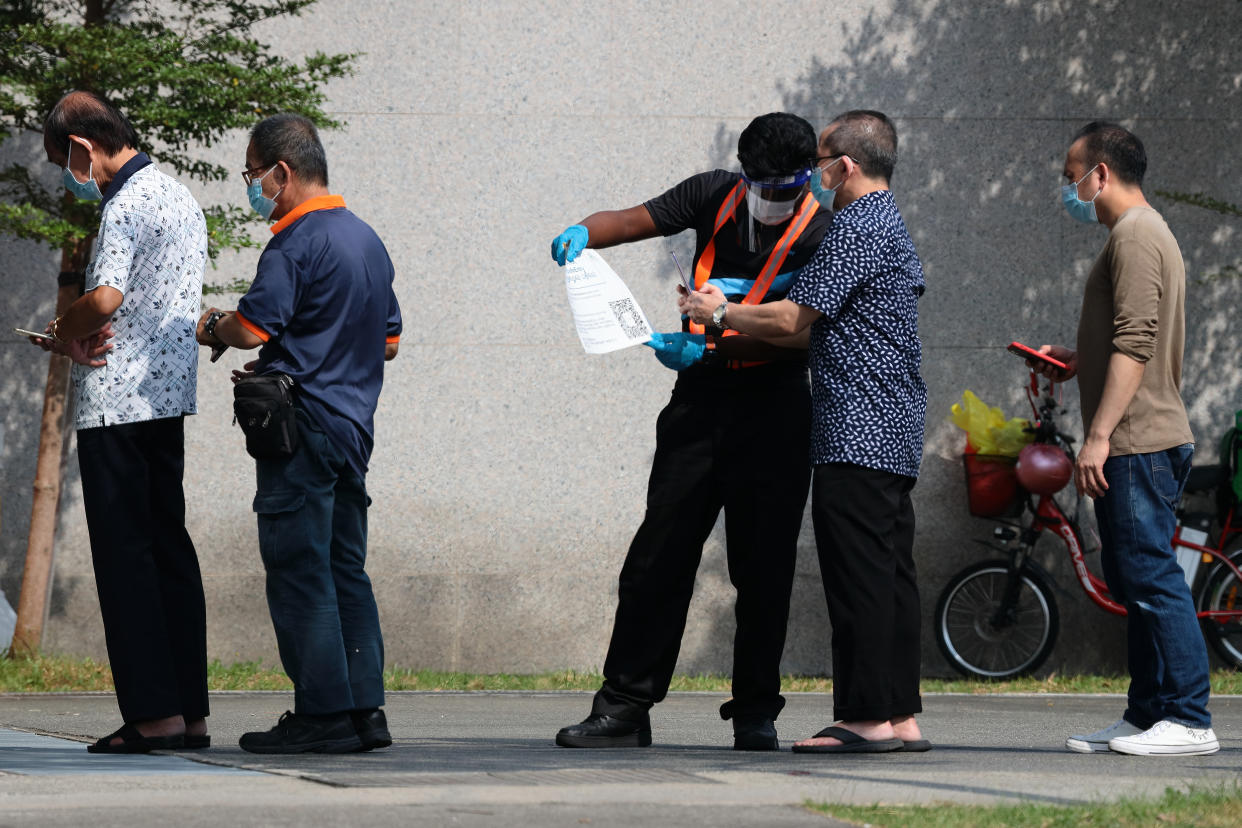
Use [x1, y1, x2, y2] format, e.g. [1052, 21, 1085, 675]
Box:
[233, 374, 299, 459]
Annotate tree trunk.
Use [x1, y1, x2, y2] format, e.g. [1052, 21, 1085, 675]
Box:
[9, 0, 107, 659]
[10, 241, 89, 657]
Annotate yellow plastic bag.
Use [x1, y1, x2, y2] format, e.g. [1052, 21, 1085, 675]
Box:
[992, 417, 1035, 456]
[949, 390, 1033, 457]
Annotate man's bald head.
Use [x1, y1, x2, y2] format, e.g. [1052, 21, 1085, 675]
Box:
[43, 90, 139, 161]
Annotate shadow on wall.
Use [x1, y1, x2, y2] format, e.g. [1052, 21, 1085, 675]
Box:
[776, 0, 1242, 408]
[0, 133, 91, 626]
[0, 340, 49, 601]
[0, 337, 88, 622]
[0, 135, 66, 604]
[693, 0, 1242, 677]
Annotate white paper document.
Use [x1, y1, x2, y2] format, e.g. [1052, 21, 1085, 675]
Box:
[562, 249, 653, 354]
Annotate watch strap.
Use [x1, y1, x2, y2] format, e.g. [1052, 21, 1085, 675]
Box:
[204, 311, 226, 340]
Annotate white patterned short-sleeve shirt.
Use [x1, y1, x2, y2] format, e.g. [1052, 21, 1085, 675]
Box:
[787, 190, 927, 478]
[73, 159, 207, 430]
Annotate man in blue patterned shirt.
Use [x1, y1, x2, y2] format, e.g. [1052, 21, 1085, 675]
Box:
[682, 110, 928, 754]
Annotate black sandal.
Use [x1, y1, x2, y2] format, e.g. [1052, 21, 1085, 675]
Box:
[183, 733, 211, 749]
[86, 723, 185, 754]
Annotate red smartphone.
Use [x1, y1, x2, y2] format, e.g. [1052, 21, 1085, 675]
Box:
[1008, 341, 1067, 370]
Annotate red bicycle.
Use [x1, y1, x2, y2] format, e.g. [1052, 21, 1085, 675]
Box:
[935, 370, 1242, 679]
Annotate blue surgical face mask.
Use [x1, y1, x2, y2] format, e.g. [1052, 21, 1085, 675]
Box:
[247, 165, 282, 220]
[63, 140, 103, 201]
[809, 157, 843, 210]
[1061, 163, 1101, 224]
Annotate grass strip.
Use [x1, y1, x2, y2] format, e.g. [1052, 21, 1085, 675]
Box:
[1, 655, 1240, 695]
[807, 785, 1242, 827]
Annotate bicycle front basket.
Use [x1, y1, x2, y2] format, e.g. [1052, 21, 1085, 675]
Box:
[963, 453, 1023, 518]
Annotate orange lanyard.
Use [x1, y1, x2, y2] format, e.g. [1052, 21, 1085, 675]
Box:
[688, 181, 819, 336]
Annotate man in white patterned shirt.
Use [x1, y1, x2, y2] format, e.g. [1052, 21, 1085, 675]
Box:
[30, 91, 210, 753]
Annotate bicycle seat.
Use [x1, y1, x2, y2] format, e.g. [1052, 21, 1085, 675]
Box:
[1185, 464, 1230, 494]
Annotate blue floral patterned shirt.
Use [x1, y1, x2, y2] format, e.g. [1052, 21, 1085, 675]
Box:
[786, 190, 926, 477]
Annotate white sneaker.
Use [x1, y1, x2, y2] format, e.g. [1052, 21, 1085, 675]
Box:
[1108, 720, 1220, 756]
[1066, 719, 1143, 753]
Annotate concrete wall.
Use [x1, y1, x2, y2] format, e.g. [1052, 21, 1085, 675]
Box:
[3, 0, 1241, 677]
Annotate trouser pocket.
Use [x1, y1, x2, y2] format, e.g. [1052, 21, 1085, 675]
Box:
[253, 490, 307, 570]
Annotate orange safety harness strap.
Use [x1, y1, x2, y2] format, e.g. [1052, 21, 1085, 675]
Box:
[688, 181, 747, 335]
[688, 182, 819, 369]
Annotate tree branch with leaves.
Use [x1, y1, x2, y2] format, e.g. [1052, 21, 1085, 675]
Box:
[0, 0, 356, 268]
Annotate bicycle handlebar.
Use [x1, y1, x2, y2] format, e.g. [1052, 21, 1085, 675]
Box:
[1024, 368, 1077, 456]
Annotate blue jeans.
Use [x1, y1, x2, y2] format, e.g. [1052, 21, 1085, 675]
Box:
[1094, 443, 1210, 729]
[254, 408, 385, 715]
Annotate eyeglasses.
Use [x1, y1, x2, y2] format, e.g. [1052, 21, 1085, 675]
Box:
[240, 164, 274, 186]
[815, 153, 855, 168]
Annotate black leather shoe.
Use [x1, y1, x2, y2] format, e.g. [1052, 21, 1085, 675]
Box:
[556, 713, 652, 748]
[351, 708, 392, 751]
[733, 717, 779, 751]
[239, 710, 363, 754]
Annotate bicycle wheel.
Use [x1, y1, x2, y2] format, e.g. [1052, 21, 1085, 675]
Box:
[935, 560, 1060, 679]
[1199, 545, 1242, 669]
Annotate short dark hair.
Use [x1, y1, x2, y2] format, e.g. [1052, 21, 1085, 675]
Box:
[824, 110, 898, 182]
[736, 112, 817, 179]
[1072, 121, 1146, 186]
[250, 113, 328, 187]
[43, 90, 139, 157]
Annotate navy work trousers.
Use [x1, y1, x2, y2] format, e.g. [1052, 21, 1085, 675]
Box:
[253, 409, 385, 715]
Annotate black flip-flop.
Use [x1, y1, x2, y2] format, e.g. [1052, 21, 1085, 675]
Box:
[899, 738, 933, 752]
[86, 723, 185, 754]
[791, 725, 904, 754]
[183, 734, 211, 749]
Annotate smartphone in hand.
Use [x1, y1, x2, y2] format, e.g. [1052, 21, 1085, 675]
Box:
[14, 327, 50, 341]
[670, 251, 694, 295]
[1008, 341, 1067, 370]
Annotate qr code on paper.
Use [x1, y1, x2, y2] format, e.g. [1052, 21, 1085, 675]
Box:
[609, 298, 648, 339]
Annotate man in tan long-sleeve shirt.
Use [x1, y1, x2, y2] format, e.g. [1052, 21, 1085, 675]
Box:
[1032, 122, 1217, 757]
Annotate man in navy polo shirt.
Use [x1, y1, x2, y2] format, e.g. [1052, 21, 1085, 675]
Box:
[198, 113, 401, 754]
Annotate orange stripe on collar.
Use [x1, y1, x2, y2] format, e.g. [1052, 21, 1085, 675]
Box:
[271, 194, 346, 235]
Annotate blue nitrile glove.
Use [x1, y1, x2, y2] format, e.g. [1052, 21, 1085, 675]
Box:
[644, 332, 706, 371]
[550, 224, 589, 265]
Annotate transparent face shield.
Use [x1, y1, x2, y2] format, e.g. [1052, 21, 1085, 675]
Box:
[740, 169, 811, 252]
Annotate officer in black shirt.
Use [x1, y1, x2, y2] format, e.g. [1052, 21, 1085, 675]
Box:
[549, 113, 833, 750]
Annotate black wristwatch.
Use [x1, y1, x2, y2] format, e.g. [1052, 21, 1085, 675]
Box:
[204, 310, 226, 341]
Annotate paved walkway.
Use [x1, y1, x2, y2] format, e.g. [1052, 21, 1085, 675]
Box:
[0, 691, 1238, 826]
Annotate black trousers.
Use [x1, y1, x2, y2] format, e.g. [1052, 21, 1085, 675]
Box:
[76, 416, 209, 723]
[811, 463, 921, 722]
[593, 380, 811, 723]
